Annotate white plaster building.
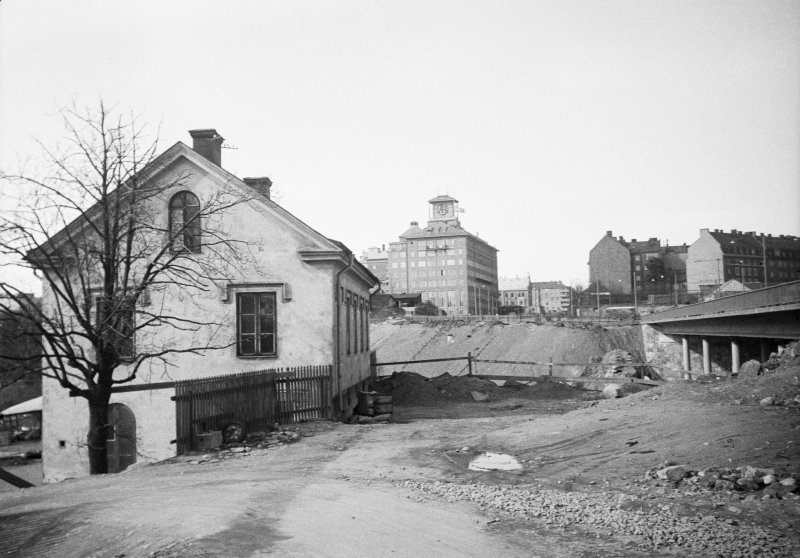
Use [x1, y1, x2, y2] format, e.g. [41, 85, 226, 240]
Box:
[37, 129, 378, 481]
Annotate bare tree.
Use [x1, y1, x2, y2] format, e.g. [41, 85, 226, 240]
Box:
[0, 102, 252, 474]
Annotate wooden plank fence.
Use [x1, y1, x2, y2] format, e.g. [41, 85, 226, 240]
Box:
[173, 365, 332, 454]
[372, 354, 666, 386]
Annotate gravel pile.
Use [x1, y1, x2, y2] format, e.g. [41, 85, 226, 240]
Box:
[399, 480, 800, 557]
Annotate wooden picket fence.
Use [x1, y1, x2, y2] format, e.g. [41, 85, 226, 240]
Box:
[173, 365, 332, 454]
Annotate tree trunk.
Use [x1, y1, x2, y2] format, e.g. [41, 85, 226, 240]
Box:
[87, 393, 110, 475]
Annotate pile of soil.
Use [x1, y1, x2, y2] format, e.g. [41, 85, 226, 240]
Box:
[372, 371, 586, 407]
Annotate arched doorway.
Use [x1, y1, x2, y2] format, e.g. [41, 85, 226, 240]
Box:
[106, 403, 136, 473]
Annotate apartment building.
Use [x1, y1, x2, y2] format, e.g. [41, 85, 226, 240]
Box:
[499, 276, 532, 309]
[531, 281, 571, 314]
[386, 195, 499, 316]
[687, 228, 800, 293]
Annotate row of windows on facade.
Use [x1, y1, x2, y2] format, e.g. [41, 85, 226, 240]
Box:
[391, 278, 471, 290]
[341, 288, 370, 357]
[724, 246, 800, 258]
[390, 239, 461, 251]
[391, 259, 464, 268]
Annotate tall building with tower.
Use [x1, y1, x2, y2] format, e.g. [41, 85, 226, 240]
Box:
[386, 195, 499, 316]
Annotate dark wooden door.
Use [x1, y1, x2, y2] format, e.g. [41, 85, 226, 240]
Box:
[107, 403, 136, 473]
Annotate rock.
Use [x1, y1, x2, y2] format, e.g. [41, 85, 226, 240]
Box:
[602, 384, 622, 399]
[759, 397, 775, 406]
[656, 465, 688, 483]
[762, 474, 776, 485]
[698, 473, 718, 489]
[738, 359, 762, 377]
[763, 482, 793, 499]
[779, 477, 797, 489]
[470, 391, 489, 402]
[741, 466, 774, 482]
[713, 479, 735, 491]
[735, 477, 760, 491]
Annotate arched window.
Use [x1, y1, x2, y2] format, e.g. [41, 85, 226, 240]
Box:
[169, 191, 201, 252]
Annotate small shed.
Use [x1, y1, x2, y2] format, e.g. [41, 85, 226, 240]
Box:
[0, 396, 42, 444]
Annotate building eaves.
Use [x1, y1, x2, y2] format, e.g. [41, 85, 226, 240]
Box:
[531, 281, 567, 290]
[400, 223, 498, 251]
[427, 194, 459, 204]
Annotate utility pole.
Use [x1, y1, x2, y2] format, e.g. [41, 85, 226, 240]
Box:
[595, 278, 600, 311]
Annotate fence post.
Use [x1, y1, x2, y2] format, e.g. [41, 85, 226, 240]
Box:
[548, 357, 553, 376]
[467, 352, 473, 376]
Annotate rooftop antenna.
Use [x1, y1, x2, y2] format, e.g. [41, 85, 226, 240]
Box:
[222, 143, 238, 150]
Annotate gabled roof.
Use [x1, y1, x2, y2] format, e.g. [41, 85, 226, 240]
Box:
[628, 238, 661, 254]
[531, 281, 567, 290]
[0, 396, 42, 416]
[706, 229, 800, 254]
[27, 140, 379, 288]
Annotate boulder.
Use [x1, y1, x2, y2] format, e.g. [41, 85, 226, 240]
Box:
[738, 359, 762, 377]
[602, 384, 622, 399]
[759, 397, 775, 406]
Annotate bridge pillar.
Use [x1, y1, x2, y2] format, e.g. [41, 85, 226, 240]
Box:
[731, 338, 741, 375]
[760, 340, 770, 363]
[682, 337, 691, 371]
[702, 338, 711, 375]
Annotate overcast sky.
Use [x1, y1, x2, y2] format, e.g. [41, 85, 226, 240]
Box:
[1, 0, 799, 293]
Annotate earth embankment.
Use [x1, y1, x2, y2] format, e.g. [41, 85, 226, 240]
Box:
[371, 318, 644, 378]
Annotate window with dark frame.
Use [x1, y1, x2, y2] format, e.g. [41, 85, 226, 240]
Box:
[353, 296, 359, 354]
[236, 292, 277, 357]
[95, 296, 135, 360]
[361, 299, 367, 352]
[169, 191, 201, 253]
[346, 292, 351, 355]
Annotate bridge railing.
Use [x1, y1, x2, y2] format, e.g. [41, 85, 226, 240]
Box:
[643, 280, 800, 322]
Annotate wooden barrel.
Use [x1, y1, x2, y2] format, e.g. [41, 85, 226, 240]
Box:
[373, 403, 393, 415]
[358, 392, 374, 416]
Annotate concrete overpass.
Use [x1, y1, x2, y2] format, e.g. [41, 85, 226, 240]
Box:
[641, 281, 800, 376]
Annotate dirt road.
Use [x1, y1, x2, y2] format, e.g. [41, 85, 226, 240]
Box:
[1, 365, 799, 557]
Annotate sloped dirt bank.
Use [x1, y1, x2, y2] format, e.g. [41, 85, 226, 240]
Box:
[371, 319, 645, 378]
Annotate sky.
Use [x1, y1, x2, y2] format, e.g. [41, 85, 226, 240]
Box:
[1, 0, 799, 294]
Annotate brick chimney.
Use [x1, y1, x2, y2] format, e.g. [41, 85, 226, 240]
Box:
[243, 177, 272, 199]
[189, 129, 224, 166]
